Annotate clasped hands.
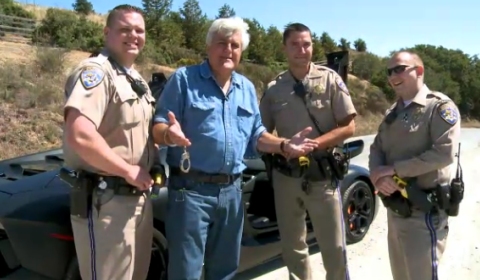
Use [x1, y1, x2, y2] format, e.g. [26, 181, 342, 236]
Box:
[370, 165, 402, 196]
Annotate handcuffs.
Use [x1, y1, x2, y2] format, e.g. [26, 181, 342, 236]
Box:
[180, 146, 191, 173]
[164, 130, 191, 173]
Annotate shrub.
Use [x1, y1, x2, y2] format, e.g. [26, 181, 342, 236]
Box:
[32, 8, 103, 52]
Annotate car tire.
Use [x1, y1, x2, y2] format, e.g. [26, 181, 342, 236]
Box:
[63, 229, 169, 280]
[342, 180, 375, 244]
[63, 255, 81, 280]
[147, 228, 169, 280]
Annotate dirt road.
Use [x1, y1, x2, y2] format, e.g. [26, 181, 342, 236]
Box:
[248, 129, 480, 280]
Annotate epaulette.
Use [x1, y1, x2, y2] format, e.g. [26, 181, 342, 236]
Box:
[427, 91, 452, 101]
[82, 53, 109, 67]
[427, 91, 454, 109]
[314, 64, 337, 73]
[266, 70, 288, 89]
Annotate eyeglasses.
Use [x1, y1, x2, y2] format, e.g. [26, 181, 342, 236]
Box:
[386, 65, 417, 76]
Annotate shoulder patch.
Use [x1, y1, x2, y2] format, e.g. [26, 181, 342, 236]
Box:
[335, 74, 349, 96]
[437, 102, 458, 125]
[80, 66, 105, 90]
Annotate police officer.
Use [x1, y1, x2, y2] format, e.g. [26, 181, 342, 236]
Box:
[152, 17, 318, 280]
[369, 51, 461, 280]
[62, 5, 155, 280]
[260, 23, 357, 280]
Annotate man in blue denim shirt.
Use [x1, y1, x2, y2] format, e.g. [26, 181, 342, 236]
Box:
[152, 17, 318, 280]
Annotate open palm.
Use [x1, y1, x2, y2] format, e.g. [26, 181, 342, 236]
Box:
[283, 127, 318, 157]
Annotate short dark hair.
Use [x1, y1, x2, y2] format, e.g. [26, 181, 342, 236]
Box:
[106, 4, 144, 27]
[283, 23, 311, 44]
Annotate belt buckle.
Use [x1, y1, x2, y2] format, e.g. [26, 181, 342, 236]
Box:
[217, 174, 232, 185]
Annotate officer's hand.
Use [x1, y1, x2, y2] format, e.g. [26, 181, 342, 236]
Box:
[166, 111, 191, 147]
[374, 176, 401, 196]
[370, 165, 395, 185]
[125, 165, 154, 191]
[283, 127, 318, 157]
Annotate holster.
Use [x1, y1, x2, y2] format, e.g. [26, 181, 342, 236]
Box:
[380, 192, 412, 218]
[311, 149, 349, 181]
[261, 154, 274, 182]
[404, 185, 436, 213]
[271, 154, 310, 179]
[59, 168, 93, 219]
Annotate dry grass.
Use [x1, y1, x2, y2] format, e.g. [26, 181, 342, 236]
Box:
[0, 41, 179, 160]
[21, 3, 107, 25]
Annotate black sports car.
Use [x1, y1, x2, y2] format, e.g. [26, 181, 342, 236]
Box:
[0, 138, 379, 280]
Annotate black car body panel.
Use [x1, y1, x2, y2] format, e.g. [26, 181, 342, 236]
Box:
[0, 138, 379, 279]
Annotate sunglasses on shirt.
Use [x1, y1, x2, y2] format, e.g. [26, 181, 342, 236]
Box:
[386, 65, 417, 76]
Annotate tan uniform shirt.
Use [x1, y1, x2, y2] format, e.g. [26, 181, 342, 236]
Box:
[369, 84, 461, 189]
[62, 49, 156, 175]
[260, 63, 357, 144]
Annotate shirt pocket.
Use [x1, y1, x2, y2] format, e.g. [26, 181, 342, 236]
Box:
[309, 95, 331, 112]
[115, 90, 142, 127]
[271, 99, 289, 119]
[190, 101, 217, 131]
[236, 104, 254, 138]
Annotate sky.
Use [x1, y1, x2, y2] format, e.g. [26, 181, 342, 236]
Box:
[20, 0, 479, 58]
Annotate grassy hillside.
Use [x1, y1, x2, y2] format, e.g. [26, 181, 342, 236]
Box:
[0, 3, 477, 160]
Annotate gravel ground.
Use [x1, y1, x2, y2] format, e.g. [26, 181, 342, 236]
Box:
[245, 129, 480, 280]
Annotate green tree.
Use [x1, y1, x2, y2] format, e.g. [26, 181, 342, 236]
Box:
[179, 0, 208, 53]
[311, 33, 325, 62]
[352, 52, 383, 80]
[320, 32, 337, 53]
[353, 38, 367, 52]
[339, 38, 350, 51]
[216, 4, 236, 19]
[72, 0, 94, 15]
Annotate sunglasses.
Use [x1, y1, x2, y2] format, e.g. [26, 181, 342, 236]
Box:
[386, 65, 417, 76]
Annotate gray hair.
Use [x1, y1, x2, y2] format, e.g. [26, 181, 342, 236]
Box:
[206, 16, 250, 51]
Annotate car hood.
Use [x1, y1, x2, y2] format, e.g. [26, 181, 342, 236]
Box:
[0, 170, 58, 195]
[244, 158, 265, 171]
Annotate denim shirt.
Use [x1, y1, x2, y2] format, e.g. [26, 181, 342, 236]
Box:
[153, 60, 266, 175]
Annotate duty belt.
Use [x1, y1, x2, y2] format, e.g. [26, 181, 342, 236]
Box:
[79, 171, 145, 196]
[170, 167, 241, 184]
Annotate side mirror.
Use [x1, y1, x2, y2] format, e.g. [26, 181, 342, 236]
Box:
[325, 51, 349, 86]
[342, 139, 364, 159]
[148, 72, 168, 100]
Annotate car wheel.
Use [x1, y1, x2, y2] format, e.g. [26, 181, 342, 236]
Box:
[64, 229, 168, 280]
[342, 180, 375, 244]
[147, 229, 168, 280]
[63, 255, 81, 280]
